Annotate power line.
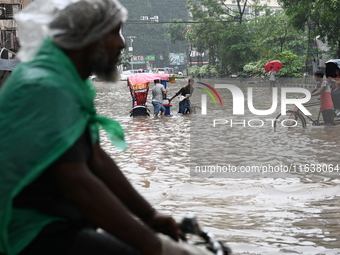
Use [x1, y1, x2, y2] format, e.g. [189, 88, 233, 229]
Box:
[125, 20, 240, 24]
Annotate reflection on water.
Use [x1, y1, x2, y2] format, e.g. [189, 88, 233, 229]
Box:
[95, 79, 340, 254]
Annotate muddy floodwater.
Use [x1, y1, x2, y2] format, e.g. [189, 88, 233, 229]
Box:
[94, 78, 340, 255]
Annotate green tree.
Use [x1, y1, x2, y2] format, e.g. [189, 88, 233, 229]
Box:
[188, 65, 200, 77]
[168, 0, 309, 77]
[277, 51, 304, 77]
[118, 50, 132, 69]
[183, 0, 262, 75]
[278, 0, 340, 58]
[168, 20, 187, 43]
[251, 12, 308, 60]
[218, 22, 257, 74]
[182, 21, 256, 75]
[187, 0, 260, 24]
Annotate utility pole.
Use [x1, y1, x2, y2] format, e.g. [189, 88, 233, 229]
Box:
[127, 36, 136, 70]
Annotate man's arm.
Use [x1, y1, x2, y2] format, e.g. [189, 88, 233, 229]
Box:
[311, 88, 318, 94]
[90, 144, 180, 240]
[311, 85, 326, 96]
[162, 86, 168, 95]
[52, 156, 162, 255]
[169, 88, 183, 101]
[90, 144, 157, 221]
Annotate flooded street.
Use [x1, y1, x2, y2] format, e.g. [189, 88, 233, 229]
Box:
[94, 78, 340, 254]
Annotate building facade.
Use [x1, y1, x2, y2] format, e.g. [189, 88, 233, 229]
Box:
[0, 0, 32, 58]
[220, 0, 281, 19]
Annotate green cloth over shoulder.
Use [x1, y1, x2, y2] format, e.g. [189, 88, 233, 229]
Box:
[0, 38, 126, 255]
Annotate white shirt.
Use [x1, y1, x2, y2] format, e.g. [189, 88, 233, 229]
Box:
[151, 83, 165, 103]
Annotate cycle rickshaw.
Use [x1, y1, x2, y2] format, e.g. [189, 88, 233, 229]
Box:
[273, 59, 340, 130]
[127, 73, 175, 117]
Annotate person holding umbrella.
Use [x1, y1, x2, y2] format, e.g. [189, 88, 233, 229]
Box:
[265, 61, 282, 87]
[268, 66, 277, 87]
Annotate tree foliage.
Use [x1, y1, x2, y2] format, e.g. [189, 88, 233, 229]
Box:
[168, 20, 187, 43]
[174, 1, 308, 77]
[187, 0, 260, 24]
[118, 50, 132, 69]
[277, 51, 304, 77]
[183, 0, 262, 75]
[251, 12, 308, 58]
[278, 0, 340, 57]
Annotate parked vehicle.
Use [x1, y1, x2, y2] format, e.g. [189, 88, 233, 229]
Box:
[119, 70, 132, 81]
[154, 68, 175, 74]
[164, 67, 174, 74]
[130, 69, 144, 74]
[155, 68, 165, 74]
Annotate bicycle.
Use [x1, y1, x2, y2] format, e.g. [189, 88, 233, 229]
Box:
[273, 100, 340, 131]
[168, 98, 201, 115]
[185, 102, 201, 114]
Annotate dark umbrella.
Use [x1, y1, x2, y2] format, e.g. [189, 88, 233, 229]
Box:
[264, 61, 283, 72]
[325, 59, 340, 78]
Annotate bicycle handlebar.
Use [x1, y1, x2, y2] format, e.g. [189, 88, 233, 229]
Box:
[179, 215, 232, 255]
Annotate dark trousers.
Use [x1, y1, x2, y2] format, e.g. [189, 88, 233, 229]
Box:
[19, 222, 141, 255]
[178, 101, 190, 114]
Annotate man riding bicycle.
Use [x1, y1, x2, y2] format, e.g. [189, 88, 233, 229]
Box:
[0, 1, 213, 255]
[169, 79, 194, 114]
